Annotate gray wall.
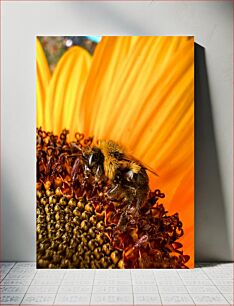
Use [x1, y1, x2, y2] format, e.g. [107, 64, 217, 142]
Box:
[1, 1, 233, 261]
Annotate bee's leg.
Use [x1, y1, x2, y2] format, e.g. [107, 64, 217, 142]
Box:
[135, 186, 149, 212]
[71, 158, 81, 182]
[106, 184, 122, 201]
[131, 168, 149, 210]
[95, 164, 104, 178]
[90, 165, 103, 192]
[116, 211, 128, 232]
[124, 186, 136, 203]
[116, 201, 135, 231]
[119, 186, 140, 218]
[124, 186, 148, 215]
[84, 164, 91, 179]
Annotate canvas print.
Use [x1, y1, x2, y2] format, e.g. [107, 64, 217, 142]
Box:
[36, 36, 194, 269]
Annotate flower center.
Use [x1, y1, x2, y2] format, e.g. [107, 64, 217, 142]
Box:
[36, 128, 189, 269]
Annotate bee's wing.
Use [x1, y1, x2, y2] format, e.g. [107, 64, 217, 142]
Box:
[139, 161, 159, 176]
[122, 154, 159, 176]
[141, 162, 159, 176]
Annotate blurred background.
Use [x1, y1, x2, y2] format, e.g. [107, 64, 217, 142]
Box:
[38, 36, 101, 71]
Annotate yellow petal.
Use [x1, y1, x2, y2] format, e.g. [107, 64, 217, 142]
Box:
[45, 46, 92, 136]
[36, 38, 51, 128]
[81, 36, 139, 137]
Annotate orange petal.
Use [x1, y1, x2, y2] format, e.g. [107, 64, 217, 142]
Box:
[82, 36, 194, 264]
[81, 36, 139, 137]
[45, 46, 92, 136]
[36, 38, 51, 128]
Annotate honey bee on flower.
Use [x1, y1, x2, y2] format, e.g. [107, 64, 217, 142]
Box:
[36, 36, 194, 268]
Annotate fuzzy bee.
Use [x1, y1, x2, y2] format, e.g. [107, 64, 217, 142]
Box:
[82, 140, 157, 213]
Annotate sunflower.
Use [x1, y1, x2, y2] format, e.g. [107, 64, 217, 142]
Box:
[36, 36, 194, 268]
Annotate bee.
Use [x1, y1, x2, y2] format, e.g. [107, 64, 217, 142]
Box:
[82, 140, 157, 212]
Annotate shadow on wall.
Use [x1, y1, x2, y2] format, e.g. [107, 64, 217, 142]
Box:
[195, 44, 231, 262]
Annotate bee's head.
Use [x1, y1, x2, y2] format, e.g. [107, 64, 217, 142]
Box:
[82, 146, 104, 168]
